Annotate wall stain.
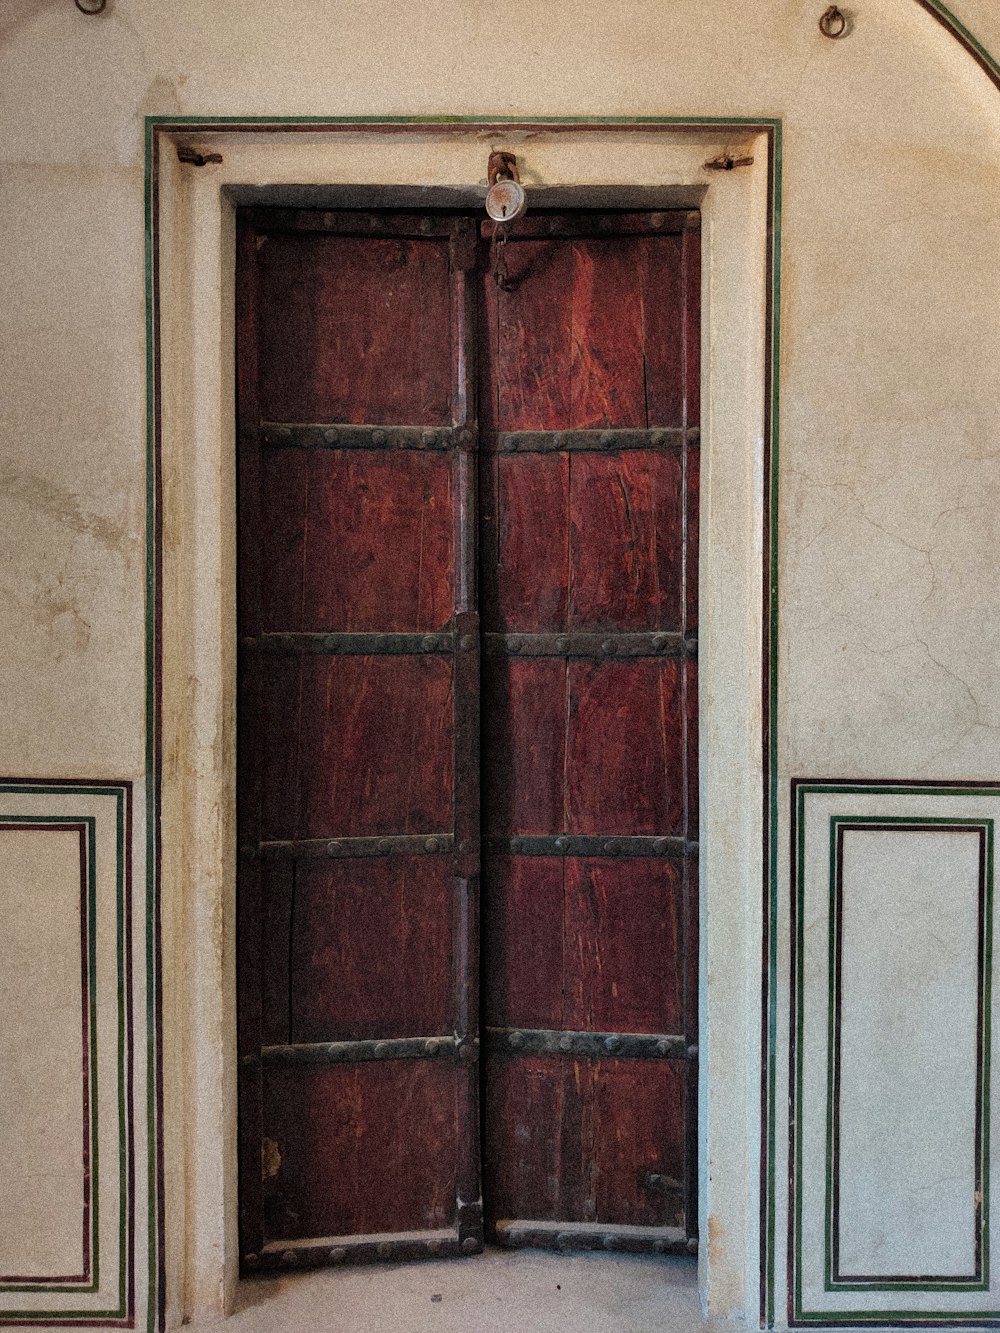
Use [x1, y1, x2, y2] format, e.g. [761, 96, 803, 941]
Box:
[0, 463, 128, 551]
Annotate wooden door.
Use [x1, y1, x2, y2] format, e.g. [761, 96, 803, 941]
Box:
[479, 210, 700, 1255]
[236, 210, 482, 1271]
[236, 205, 699, 1272]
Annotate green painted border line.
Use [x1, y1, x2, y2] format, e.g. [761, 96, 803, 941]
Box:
[143, 110, 785, 1331]
[0, 816, 98, 1298]
[791, 786, 1000, 1327]
[0, 793, 131, 1324]
[823, 816, 991, 1295]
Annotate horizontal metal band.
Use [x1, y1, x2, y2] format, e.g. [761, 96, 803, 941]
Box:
[484, 631, 696, 660]
[483, 210, 700, 239]
[258, 1034, 478, 1066]
[247, 1226, 477, 1271]
[260, 422, 474, 452]
[486, 1027, 690, 1060]
[494, 427, 697, 453]
[255, 833, 455, 861]
[494, 1219, 695, 1257]
[247, 631, 455, 656]
[488, 834, 696, 858]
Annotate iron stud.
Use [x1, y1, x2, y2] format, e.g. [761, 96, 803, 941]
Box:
[559, 1034, 573, 1052]
[372, 429, 387, 446]
[281, 1250, 298, 1266]
[323, 427, 338, 444]
[506, 635, 523, 653]
[650, 212, 666, 229]
[686, 1237, 698, 1255]
[422, 634, 439, 651]
[508, 1031, 524, 1048]
[374, 1042, 389, 1058]
[510, 838, 523, 853]
[424, 836, 440, 853]
[329, 1247, 347, 1263]
[556, 1232, 572, 1251]
[461, 1237, 479, 1254]
[426, 1239, 442, 1255]
[605, 1035, 621, 1053]
[377, 838, 393, 854]
[554, 836, 569, 852]
[555, 635, 569, 653]
[553, 432, 566, 449]
[657, 1039, 671, 1056]
[459, 634, 475, 651]
[422, 430, 437, 446]
[277, 426, 292, 443]
[377, 1243, 392, 1259]
[424, 1038, 440, 1055]
[501, 433, 514, 451]
[652, 837, 670, 853]
[243, 1252, 260, 1267]
[687, 1043, 699, 1060]
[326, 840, 342, 856]
[420, 218, 433, 233]
[601, 639, 617, 656]
[459, 1041, 478, 1063]
[600, 431, 615, 448]
[652, 633, 669, 651]
[603, 840, 620, 855]
[603, 1234, 618, 1250]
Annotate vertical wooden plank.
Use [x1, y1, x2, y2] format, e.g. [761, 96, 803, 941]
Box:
[683, 226, 702, 427]
[288, 858, 454, 1043]
[259, 447, 308, 633]
[568, 450, 683, 632]
[294, 655, 454, 838]
[563, 857, 684, 1036]
[301, 451, 454, 633]
[258, 234, 453, 425]
[566, 659, 681, 836]
[262, 1062, 460, 1241]
[592, 1061, 687, 1226]
[484, 857, 566, 1030]
[258, 653, 303, 841]
[641, 233, 685, 428]
[483, 658, 567, 836]
[570, 239, 646, 429]
[484, 1056, 586, 1223]
[260, 860, 294, 1047]
[497, 239, 574, 431]
[685, 441, 700, 635]
[235, 217, 264, 1259]
[494, 454, 570, 632]
[449, 218, 483, 1249]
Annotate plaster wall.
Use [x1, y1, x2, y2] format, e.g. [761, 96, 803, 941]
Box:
[0, 2, 998, 1330]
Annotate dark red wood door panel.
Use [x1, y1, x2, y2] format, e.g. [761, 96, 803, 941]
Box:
[237, 212, 481, 1272]
[480, 212, 700, 1255]
[237, 206, 699, 1272]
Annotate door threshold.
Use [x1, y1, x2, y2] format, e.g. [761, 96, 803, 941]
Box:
[495, 1219, 694, 1256]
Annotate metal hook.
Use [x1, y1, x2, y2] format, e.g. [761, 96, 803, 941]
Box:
[819, 5, 848, 38]
[74, 0, 107, 12]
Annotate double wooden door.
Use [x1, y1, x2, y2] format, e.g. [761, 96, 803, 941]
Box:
[236, 206, 700, 1273]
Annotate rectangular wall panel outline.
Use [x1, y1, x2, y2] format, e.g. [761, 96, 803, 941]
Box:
[825, 817, 991, 1294]
[0, 782, 134, 1328]
[789, 780, 1000, 1328]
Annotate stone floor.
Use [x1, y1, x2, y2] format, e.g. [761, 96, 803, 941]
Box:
[223, 1248, 716, 1333]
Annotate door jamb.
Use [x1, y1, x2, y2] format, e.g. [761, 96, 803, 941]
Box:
[150, 118, 777, 1326]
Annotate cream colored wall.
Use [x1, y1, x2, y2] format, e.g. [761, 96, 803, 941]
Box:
[1, 1, 999, 1329]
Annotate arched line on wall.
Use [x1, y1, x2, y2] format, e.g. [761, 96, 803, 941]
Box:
[914, 0, 1000, 93]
